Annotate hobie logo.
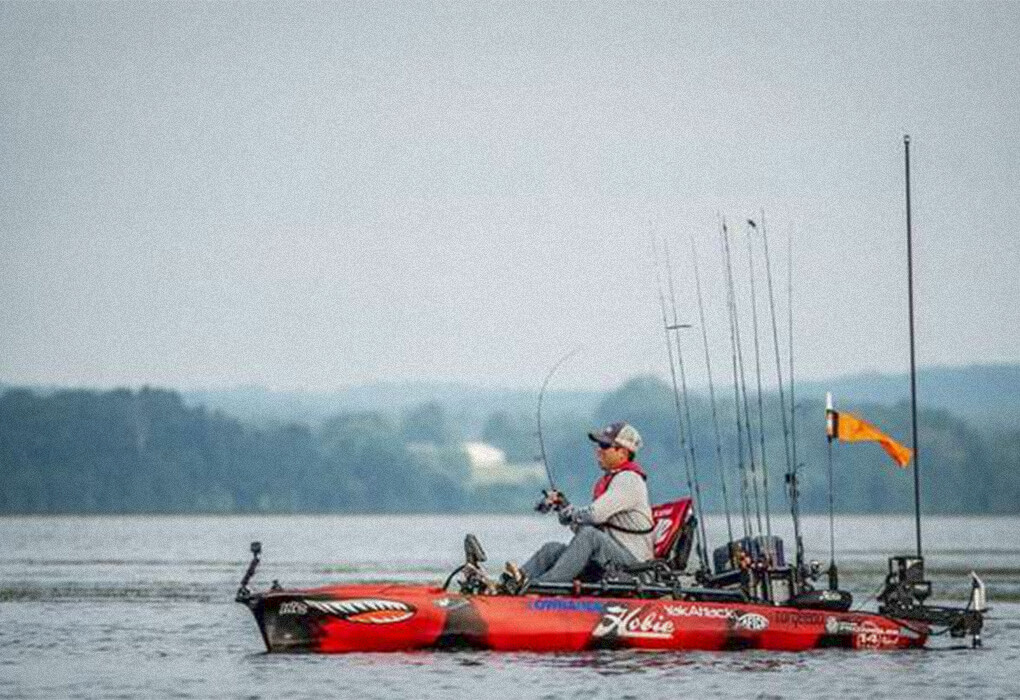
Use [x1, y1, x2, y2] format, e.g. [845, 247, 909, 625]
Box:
[592, 605, 675, 640]
[306, 598, 415, 624]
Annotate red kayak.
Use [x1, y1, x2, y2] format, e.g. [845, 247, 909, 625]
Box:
[235, 491, 983, 653]
[235, 495, 984, 654]
[245, 582, 928, 653]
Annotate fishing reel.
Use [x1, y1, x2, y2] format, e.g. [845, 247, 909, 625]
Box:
[535, 489, 570, 514]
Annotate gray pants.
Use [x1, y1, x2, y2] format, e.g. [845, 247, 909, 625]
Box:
[521, 525, 638, 583]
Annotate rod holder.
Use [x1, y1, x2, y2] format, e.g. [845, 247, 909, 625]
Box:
[235, 541, 262, 604]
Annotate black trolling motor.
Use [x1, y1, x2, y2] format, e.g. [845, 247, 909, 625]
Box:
[877, 556, 987, 647]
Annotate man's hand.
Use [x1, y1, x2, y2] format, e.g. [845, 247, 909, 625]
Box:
[534, 489, 570, 514]
[557, 504, 576, 526]
[546, 489, 568, 508]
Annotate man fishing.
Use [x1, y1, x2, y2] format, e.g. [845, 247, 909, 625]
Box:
[502, 421, 655, 591]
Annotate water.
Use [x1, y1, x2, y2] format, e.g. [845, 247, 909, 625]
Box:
[2, 514, 1019, 698]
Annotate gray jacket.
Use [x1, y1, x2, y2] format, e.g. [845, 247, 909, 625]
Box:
[572, 470, 655, 562]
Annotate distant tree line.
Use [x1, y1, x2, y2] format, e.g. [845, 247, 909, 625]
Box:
[1, 380, 1017, 515]
[0, 388, 468, 514]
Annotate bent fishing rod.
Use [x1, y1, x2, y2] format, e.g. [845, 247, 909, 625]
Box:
[536, 346, 580, 495]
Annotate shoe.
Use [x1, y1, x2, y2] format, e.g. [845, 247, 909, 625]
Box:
[459, 562, 498, 595]
[499, 561, 529, 595]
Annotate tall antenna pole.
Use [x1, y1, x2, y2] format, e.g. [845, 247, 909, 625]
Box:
[693, 239, 734, 544]
[904, 134, 923, 559]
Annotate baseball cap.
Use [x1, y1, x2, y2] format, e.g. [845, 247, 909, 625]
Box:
[587, 421, 643, 453]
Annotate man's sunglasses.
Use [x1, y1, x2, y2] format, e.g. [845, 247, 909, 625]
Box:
[596, 442, 616, 450]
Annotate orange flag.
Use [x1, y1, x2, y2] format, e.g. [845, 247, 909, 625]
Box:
[825, 395, 913, 468]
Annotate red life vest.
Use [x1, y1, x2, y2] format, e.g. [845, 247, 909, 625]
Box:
[592, 460, 647, 499]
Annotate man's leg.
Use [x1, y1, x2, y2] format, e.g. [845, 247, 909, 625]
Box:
[520, 542, 567, 580]
[534, 526, 636, 584]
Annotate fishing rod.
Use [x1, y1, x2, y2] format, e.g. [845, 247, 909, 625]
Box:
[731, 237, 764, 539]
[719, 219, 752, 540]
[758, 213, 795, 521]
[536, 347, 581, 493]
[787, 231, 805, 580]
[651, 232, 710, 575]
[723, 219, 763, 537]
[692, 239, 734, 545]
[662, 238, 712, 574]
[744, 219, 772, 538]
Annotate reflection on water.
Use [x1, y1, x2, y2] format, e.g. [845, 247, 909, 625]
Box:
[2, 515, 1020, 698]
[510, 649, 807, 675]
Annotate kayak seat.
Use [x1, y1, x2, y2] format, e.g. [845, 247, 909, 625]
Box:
[616, 497, 696, 577]
[651, 498, 694, 561]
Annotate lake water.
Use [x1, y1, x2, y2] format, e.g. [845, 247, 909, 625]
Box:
[2, 514, 1019, 698]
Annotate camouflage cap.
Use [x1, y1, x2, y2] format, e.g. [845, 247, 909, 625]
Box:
[587, 421, 643, 453]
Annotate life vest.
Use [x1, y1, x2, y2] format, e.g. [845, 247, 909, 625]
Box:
[592, 460, 647, 499]
[591, 461, 654, 535]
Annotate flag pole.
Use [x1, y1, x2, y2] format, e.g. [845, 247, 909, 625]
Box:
[825, 392, 838, 590]
[904, 134, 923, 560]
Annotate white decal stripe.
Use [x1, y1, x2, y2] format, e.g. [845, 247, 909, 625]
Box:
[301, 598, 413, 618]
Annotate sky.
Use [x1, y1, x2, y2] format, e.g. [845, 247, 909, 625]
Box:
[2, 1, 1018, 392]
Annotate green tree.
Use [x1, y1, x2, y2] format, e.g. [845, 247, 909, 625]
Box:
[400, 402, 453, 446]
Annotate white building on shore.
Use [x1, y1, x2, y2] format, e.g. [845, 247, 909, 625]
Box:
[462, 441, 545, 487]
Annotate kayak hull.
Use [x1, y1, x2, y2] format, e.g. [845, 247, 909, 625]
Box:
[246, 583, 928, 653]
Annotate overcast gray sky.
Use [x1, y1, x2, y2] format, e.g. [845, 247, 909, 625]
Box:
[2, 1, 1017, 392]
